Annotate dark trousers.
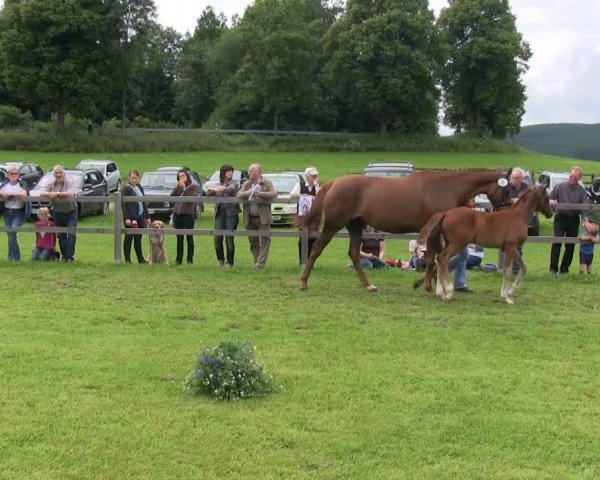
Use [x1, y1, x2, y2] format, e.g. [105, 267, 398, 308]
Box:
[214, 211, 239, 265]
[124, 217, 147, 263]
[53, 209, 78, 261]
[550, 214, 580, 273]
[298, 236, 316, 264]
[173, 213, 195, 264]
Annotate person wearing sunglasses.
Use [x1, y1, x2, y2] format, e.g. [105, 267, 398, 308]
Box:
[0, 166, 30, 261]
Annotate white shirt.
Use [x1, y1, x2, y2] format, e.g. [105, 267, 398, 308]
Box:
[290, 181, 320, 198]
[1, 182, 25, 209]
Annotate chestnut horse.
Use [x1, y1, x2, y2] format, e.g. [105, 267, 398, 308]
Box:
[297, 168, 512, 291]
[418, 184, 553, 304]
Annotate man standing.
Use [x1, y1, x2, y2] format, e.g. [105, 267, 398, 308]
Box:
[41, 165, 77, 262]
[549, 166, 589, 275]
[501, 167, 529, 272]
[237, 164, 277, 271]
[290, 167, 321, 264]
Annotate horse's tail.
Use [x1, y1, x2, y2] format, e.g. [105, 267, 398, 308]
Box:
[295, 180, 335, 230]
[417, 211, 446, 245]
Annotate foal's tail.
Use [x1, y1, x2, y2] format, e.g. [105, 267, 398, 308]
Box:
[413, 212, 447, 290]
[295, 180, 335, 230]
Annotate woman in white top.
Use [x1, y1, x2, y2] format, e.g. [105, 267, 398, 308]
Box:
[0, 166, 29, 261]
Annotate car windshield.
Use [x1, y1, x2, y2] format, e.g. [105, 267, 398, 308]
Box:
[265, 176, 298, 194]
[37, 172, 83, 189]
[140, 172, 176, 190]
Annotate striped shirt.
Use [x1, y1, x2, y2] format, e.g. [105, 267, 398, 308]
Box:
[550, 181, 589, 218]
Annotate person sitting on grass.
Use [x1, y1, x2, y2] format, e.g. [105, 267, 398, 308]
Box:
[352, 225, 389, 270]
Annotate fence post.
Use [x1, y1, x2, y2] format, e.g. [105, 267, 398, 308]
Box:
[300, 226, 309, 265]
[113, 192, 122, 264]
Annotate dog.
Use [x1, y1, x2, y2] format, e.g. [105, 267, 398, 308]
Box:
[148, 220, 168, 265]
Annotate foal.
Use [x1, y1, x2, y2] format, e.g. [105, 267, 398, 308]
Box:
[419, 185, 553, 304]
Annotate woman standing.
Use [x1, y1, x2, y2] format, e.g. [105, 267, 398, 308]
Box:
[206, 164, 240, 267]
[0, 166, 30, 261]
[122, 169, 149, 263]
[170, 169, 200, 265]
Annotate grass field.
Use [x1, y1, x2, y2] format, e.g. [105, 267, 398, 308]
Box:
[1, 150, 599, 479]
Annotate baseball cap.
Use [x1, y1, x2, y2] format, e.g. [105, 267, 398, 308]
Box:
[304, 167, 319, 176]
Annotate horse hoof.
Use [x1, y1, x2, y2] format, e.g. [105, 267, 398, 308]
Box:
[504, 297, 514, 305]
[367, 284, 378, 292]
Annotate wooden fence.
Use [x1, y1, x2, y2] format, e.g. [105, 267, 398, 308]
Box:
[1, 194, 600, 265]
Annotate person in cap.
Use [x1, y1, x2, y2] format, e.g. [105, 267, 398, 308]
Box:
[290, 167, 321, 264]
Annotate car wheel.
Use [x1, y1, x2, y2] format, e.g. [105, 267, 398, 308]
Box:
[99, 201, 109, 215]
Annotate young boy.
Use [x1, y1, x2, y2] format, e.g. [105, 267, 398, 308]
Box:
[32, 207, 57, 261]
[579, 219, 600, 274]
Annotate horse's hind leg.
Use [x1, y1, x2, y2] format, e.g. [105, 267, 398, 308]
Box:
[300, 227, 336, 290]
[346, 219, 377, 292]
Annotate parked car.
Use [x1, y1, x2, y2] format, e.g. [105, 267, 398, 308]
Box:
[76, 159, 121, 192]
[363, 162, 415, 178]
[0, 162, 44, 189]
[262, 172, 305, 226]
[140, 167, 203, 220]
[30, 169, 109, 218]
[202, 168, 249, 194]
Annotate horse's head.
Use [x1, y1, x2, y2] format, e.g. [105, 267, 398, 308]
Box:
[484, 168, 513, 210]
[533, 184, 553, 219]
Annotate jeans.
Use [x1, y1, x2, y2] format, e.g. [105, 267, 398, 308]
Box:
[32, 247, 53, 261]
[359, 257, 389, 269]
[449, 247, 468, 288]
[4, 207, 25, 261]
[550, 214, 580, 273]
[53, 209, 78, 261]
[214, 211, 238, 265]
[173, 213, 195, 264]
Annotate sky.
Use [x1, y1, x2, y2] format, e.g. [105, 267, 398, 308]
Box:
[154, 0, 600, 130]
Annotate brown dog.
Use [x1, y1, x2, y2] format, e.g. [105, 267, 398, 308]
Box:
[148, 220, 168, 264]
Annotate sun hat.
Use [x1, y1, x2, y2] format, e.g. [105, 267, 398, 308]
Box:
[304, 167, 319, 176]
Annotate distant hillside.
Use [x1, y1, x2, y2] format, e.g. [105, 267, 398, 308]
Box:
[511, 123, 600, 161]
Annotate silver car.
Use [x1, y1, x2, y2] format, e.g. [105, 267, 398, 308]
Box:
[262, 172, 306, 226]
[76, 159, 122, 192]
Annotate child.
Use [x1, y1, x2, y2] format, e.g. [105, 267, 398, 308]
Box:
[32, 207, 57, 261]
[579, 219, 600, 274]
[408, 239, 427, 271]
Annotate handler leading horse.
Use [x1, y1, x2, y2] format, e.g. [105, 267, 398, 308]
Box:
[418, 184, 553, 304]
[297, 168, 512, 291]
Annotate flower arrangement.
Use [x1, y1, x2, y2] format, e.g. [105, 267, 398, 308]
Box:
[183, 340, 275, 400]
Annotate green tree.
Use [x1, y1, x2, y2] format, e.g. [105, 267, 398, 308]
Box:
[0, 0, 112, 128]
[218, 0, 328, 131]
[324, 0, 440, 135]
[437, 0, 531, 138]
[173, 7, 227, 126]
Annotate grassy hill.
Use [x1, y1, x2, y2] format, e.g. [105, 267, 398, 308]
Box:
[512, 123, 600, 161]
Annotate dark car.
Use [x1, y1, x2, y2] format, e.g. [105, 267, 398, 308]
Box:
[29, 169, 109, 218]
[0, 162, 44, 189]
[141, 167, 203, 220]
[202, 168, 249, 194]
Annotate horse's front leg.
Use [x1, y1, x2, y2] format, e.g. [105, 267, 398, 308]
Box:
[500, 248, 515, 304]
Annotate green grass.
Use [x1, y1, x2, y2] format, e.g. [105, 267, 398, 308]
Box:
[1, 150, 599, 479]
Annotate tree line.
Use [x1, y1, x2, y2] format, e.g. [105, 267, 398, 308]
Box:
[0, 0, 531, 138]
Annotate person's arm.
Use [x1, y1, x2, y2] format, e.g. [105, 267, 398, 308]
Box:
[289, 182, 301, 200]
[378, 240, 385, 260]
[256, 180, 277, 200]
[56, 179, 76, 199]
[237, 181, 252, 198]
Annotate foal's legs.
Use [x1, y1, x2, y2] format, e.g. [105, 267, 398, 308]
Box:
[507, 249, 527, 297]
[500, 245, 520, 304]
[346, 219, 377, 291]
[299, 226, 337, 290]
